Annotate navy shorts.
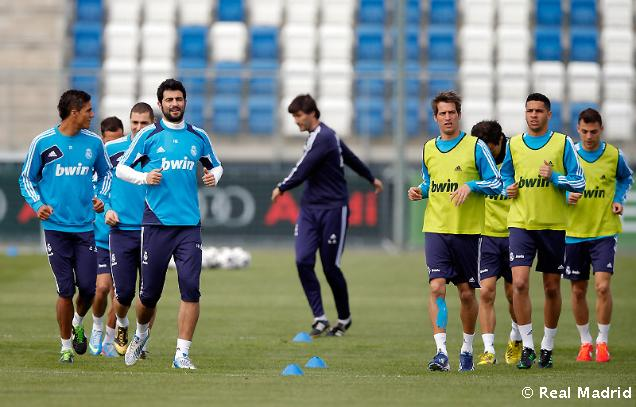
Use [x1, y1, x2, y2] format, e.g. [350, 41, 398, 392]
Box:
[564, 237, 617, 281]
[96, 247, 111, 275]
[139, 225, 202, 308]
[479, 236, 512, 284]
[110, 229, 142, 307]
[425, 233, 480, 288]
[44, 230, 97, 299]
[508, 228, 565, 274]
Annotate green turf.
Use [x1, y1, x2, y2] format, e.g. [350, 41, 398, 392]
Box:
[0, 247, 634, 406]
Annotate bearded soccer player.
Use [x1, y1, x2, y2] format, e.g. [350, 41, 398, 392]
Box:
[18, 90, 112, 363]
[500, 93, 585, 369]
[117, 79, 223, 369]
[564, 108, 633, 363]
[408, 91, 501, 372]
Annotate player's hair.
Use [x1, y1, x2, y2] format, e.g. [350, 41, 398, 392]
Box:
[57, 89, 91, 120]
[578, 108, 603, 127]
[287, 94, 321, 119]
[431, 91, 462, 116]
[157, 78, 187, 102]
[130, 102, 155, 120]
[100, 116, 124, 135]
[526, 93, 551, 111]
[471, 120, 505, 145]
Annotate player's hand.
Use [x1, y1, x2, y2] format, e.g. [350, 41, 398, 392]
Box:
[568, 192, 582, 205]
[92, 197, 104, 213]
[539, 160, 553, 179]
[407, 186, 423, 201]
[450, 183, 471, 207]
[506, 182, 519, 199]
[146, 168, 162, 185]
[202, 168, 216, 187]
[612, 202, 624, 215]
[373, 178, 384, 194]
[271, 187, 282, 202]
[37, 205, 53, 220]
[105, 209, 120, 226]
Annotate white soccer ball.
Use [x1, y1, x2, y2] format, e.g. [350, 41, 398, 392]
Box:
[217, 246, 238, 269]
[231, 247, 251, 268]
[202, 246, 220, 269]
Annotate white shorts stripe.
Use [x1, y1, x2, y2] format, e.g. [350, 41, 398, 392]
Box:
[335, 206, 348, 268]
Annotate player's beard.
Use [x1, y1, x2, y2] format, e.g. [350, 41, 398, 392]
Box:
[163, 107, 185, 123]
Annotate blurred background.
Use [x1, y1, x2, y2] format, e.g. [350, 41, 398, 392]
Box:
[0, 0, 635, 249]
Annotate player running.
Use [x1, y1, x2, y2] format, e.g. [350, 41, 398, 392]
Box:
[500, 93, 585, 369]
[271, 94, 383, 337]
[117, 79, 223, 369]
[471, 120, 521, 366]
[18, 90, 112, 363]
[408, 91, 502, 372]
[564, 108, 633, 363]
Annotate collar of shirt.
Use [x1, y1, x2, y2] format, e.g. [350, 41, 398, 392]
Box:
[161, 118, 185, 130]
[308, 124, 321, 137]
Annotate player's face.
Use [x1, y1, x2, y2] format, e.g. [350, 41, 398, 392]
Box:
[525, 101, 551, 134]
[130, 112, 153, 136]
[434, 102, 460, 136]
[74, 101, 94, 130]
[577, 120, 603, 151]
[292, 111, 314, 132]
[159, 90, 186, 123]
[102, 129, 124, 143]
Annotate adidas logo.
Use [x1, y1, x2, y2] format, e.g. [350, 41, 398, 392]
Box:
[468, 277, 475, 283]
[156, 146, 166, 153]
[558, 265, 564, 270]
[454, 165, 462, 172]
[48, 151, 57, 158]
[607, 262, 612, 269]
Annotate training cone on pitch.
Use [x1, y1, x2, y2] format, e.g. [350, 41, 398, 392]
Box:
[281, 364, 304, 376]
[292, 332, 312, 343]
[305, 356, 327, 368]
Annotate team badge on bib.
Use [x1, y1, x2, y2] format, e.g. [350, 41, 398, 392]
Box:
[191, 145, 197, 157]
[85, 148, 93, 160]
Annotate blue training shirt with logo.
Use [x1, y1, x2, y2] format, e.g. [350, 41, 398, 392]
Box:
[19, 126, 112, 233]
[119, 119, 221, 226]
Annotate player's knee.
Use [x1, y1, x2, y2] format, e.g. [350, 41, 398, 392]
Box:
[95, 282, 110, 298]
[543, 283, 560, 300]
[512, 279, 529, 294]
[429, 282, 445, 298]
[115, 290, 134, 307]
[459, 288, 475, 304]
[139, 294, 159, 309]
[480, 287, 496, 304]
[180, 286, 201, 303]
[595, 281, 611, 298]
[570, 283, 587, 300]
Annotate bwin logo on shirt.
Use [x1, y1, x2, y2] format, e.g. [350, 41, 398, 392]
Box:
[518, 176, 550, 189]
[430, 179, 459, 193]
[161, 157, 195, 171]
[55, 163, 90, 176]
[583, 186, 606, 199]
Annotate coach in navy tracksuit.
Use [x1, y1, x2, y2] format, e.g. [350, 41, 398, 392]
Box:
[272, 94, 383, 337]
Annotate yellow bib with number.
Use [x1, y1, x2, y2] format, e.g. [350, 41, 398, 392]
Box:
[423, 134, 484, 234]
[567, 143, 621, 238]
[484, 164, 511, 237]
[507, 132, 568, 230]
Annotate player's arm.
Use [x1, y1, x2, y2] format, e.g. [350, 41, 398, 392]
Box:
[277, 137, 328, 193]
[18, 137, 48, 215]
[499, 142, 518, 198]
[408, 150, 429, 201]
[467, 140, 503, 196]
[199, 129, 223, 187]
[116, 128, 160, 185]
[93, 142, 113, 204]
[612, 149, 634, 214]
[340, 140, 383, 194]
[547, 137, 586, 192]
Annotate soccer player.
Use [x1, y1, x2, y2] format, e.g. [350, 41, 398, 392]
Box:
[564, 108, 633, 363]
[500, 93, 585, 369]
[116, 79, 223, 369]
[105, 103, 157, 359]
[407, 91, 502, 372]
[89, 116, 125, 357]
[271, 94, 383, 337]
[18, 90, 112, 363]
[470, 120, 521, 366]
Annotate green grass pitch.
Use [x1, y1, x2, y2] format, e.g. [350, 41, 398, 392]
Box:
[0, 246, 634, 406]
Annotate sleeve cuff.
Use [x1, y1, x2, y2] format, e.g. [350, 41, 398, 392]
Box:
[550, 171, 561, 185]
[31, 201, 44, 212]
[467, 181, 477, 191]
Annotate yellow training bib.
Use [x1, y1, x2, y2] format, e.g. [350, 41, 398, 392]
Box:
[423, 134, 484, 234]
[567, 143, 621, 238]
[484, 164, 511, 237]
[507, 132, 568, 230]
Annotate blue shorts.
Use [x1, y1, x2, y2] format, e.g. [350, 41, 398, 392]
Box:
[96, 247, 111, 275]
[479, 236, 512, 284]
[425, 233, 480, 288]
[508, 228, 565, 274]
[110, 229, 142, 307]
[564, 237, 617, 281]
[44, 230, 97, 299]
[139, 225, 202, 308]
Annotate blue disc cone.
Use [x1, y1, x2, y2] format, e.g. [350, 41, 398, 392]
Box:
[305, 356, 327, 368]
[281, 364, 304, 376]
[292, 332, 312, 343]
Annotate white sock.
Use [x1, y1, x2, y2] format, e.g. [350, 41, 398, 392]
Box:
[135, 322, 149, 340]
[576, 323, 593, 344]
[142, 334, 151, 352]
[510, 321, 522, 342]
[116, 315, 129, 328]
[176, 338, 191, 358]
[92, 314, 103, 332]
[314, 314, 327, 323]
[433, 333, 447, 355]
[597, 323, 610, 344]
[72, 312, 83, 328]
[461, 332, 474, 354]
[541, 327, 557, 351]
[482, 333, 495, 354]
[61, 337, 72, 351]
[338, 317, 351, 326]
[103, 326, 115, 345]
[519, 323, 534, 349]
